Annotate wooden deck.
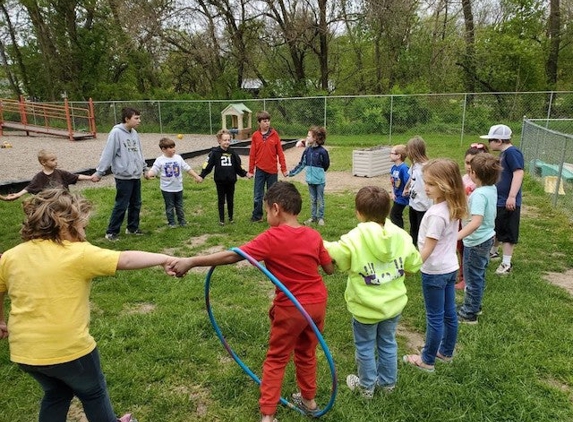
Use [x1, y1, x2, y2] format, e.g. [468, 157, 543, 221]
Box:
[1, 121, 96, 140]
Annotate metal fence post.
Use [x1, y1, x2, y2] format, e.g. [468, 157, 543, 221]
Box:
[389, 95, 393, 143]
[461, 93, 467, 146]
[209, 101, 213, 135]
[324, 97, 327, 128]
[158, 101, 163, 134]
[546, 91, 554, 125]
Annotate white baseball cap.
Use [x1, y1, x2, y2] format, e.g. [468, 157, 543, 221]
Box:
[479, 124, 512, 140]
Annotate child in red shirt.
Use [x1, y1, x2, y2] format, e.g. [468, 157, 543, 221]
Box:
[247, 111, 288, 222]
[171, 181, 334, 422]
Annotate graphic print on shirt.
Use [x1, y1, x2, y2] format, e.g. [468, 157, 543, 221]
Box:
[164, 161, 181, 177]
[358, 258, 405, 285]
[123, 138, 140, 153]
[220, 153, 232, 167]
[391, 170, 402, 189]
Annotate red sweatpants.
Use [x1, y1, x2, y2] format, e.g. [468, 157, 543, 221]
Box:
[258, 302, 326, 416]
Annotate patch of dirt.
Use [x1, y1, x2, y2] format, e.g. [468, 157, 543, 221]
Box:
[397, 324, 425, 352]
[544, 269, 573, 295]
[283, 146, 392, 193]
[124, 302, 156, 315]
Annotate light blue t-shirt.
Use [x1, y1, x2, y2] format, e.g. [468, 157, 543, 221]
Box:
[462, 185, 497, 247]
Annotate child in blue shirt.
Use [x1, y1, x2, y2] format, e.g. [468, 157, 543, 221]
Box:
[389, 144, 409, 228]
[457, 153, 502, 324]
[288, 126, 330, 226]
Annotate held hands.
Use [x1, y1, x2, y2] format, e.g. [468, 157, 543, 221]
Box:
[282, 171, 289, 177]
[168, 257, 195, 277]
[91, 173, 101, 183]
[246, 172, 254, 179]
[162, 257, 180, 276]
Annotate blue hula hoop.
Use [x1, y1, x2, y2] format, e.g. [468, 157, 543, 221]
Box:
[204, 247, 337, 417]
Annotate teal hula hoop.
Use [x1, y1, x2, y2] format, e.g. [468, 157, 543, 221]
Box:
[204, 247, 337, 417]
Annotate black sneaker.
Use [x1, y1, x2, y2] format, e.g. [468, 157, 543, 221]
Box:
[125, 229, 145, 235]
[250, 217, 263, 223]
[457, 311, 478, 325]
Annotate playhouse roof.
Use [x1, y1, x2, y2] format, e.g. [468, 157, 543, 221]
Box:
[221, 103, 251, 116]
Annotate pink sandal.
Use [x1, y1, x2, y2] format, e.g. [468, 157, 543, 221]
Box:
[402, 354, 435, 372]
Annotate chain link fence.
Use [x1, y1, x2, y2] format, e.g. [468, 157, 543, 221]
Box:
[521, 118, 573, 213]
[69, 91, 573, 141]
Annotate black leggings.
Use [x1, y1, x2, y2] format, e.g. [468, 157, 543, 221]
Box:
[409, 207, 427, 245]
[216, 182, 236, 222]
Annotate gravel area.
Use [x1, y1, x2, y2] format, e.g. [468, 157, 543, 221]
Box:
[0, 132, 215, 185]
[0, 131, 391, 193]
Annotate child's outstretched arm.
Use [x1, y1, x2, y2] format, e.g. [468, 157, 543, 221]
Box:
[187, 168, 202, 183]
[117, 251, 178, 276]
[78, 174, 94, 182]
[170, 250, 243, 277]
[3, 189, 28, 201]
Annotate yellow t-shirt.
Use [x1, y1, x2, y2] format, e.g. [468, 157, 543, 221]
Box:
[0, 240, 120, 365]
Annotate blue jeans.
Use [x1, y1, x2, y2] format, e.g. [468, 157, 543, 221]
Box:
[352, 315, 400, 390]
[161, 190, 185, 225]
[459, 236, 494, 317]
[421, 271, 458, 365]
[18, 348, 118, 422]
[252, 170, 278, 220]
[308, 184, 325, 220]
[107, 178, 142, 234]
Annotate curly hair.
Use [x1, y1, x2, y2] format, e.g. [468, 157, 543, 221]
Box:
[20, 189, 92, 243]
[308, 126, 327, 145]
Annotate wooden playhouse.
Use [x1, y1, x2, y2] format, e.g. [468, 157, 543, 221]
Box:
[221, 103, 252, 140]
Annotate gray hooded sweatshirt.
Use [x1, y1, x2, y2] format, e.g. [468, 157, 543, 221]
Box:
[95, 124, 146, 179]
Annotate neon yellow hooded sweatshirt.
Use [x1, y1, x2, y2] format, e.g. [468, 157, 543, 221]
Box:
[325, 221, 422, 324]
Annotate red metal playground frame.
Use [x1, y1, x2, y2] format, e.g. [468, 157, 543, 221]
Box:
[0, 96, 96, 141]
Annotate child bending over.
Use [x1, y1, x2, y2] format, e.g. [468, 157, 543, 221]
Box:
[0, 188, 176, 422]
[170, 181, 334, 422]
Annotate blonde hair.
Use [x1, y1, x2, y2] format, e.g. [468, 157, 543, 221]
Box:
[216, 129, 231, 141]
[392, 144, 407, 161]
[37, 149, 56, 164]
[422, 159, 467, 220]
[406, 136, 429, 164]
[21, 189, 92, 243]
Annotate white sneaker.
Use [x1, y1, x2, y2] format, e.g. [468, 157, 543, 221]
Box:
[304, 218, 315, 225]
[495, 263, 512, 275]
[346, 374, 374, 398]
[317, 219, 325, 226]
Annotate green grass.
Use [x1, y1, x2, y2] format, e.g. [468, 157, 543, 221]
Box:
[1, 137, 573, 421]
